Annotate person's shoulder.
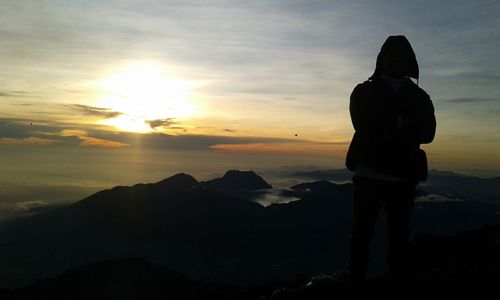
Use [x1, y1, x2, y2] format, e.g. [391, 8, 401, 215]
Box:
[406, 78, 431, 100]
[351, 79, 377, 96]
[355, 79, 377, 89]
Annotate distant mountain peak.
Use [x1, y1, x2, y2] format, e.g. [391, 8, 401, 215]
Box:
[205, 170, 272, 190]
[156, 173, 199, 189]
[290, 180, 336, 191]
[223, 170, 258, 178]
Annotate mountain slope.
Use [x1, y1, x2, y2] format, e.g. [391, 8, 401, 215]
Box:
[2, 225, 498, 300]
[0, 171, 498, 290]
[204, 170, 272, 190]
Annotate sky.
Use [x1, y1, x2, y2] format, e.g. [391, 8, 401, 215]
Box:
[1, 0, 499, 215]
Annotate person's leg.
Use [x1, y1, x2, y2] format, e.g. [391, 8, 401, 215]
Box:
[384, 181, 416, 295]
[349, 176, 384, 287]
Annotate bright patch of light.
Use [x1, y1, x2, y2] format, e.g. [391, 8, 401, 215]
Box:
[95, 63, 198, 132]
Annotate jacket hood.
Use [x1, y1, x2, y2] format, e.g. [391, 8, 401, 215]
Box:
[369, 35, 419, 80]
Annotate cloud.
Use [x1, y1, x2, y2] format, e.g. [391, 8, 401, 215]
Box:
[0, 200, 53, 221]
[1, 200, 64, 221]
[0, 136, 58, 145]
[0, 117, 348, 154]
[43, 129, 129, 148]
[442, 97, 499, 104]
[134, 133, 309, 151]
[0, 118, 128, 149]
[145, 118, 176, 130]
[415, 194, 464, 203]
[67, 104, 122, 119]
[210, 142, 347, 156]
[56, 129, 88, 137]
[448, 72, 500, 86]
[11, 102, 34, 106]
[80, 128, 350, 154]
[0, 91, 30, 98]
[0, 118, 72, 139]
[12, 200, 49, 213]
[79, 136, 128, 148]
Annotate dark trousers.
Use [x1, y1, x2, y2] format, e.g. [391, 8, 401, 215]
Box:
[349, 175, 416, 292]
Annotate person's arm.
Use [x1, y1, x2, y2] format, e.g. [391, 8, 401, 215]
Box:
[415, 96, 436, 144]
[393, 93, 436, 146]
[349, 83, 396, 140]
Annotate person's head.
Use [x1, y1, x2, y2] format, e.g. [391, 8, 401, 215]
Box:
[370, 35, 419, 80]
[381, 46, 411, 79]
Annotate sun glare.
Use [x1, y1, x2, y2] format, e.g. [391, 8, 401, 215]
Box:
[96, 63, 198, 133]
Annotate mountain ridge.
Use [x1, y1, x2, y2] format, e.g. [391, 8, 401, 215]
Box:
[0, 169, 498, 290]
[204, 170, 272, 190]
[2, 225, 498, 300]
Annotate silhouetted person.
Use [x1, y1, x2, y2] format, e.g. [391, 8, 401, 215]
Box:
[345, 35, 436, 297]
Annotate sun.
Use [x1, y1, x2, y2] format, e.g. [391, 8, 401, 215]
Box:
[95, 63, 198, 133]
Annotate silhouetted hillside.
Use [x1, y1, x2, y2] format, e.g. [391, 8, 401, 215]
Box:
[291, 180, 339, 191]
[0, 258, 262, 300]
[0, 172, 268, 288]
[1, 258, 200, 300]
[0, 170, 498, 290]
[2, 226, 498, 300]
[266, 225, 500, 300]
[0, 172, 351, 288]
[288, 168, 352, 182]
[155, 173, 200, 189]
[204, 170, 272, 190]
[409, 225, 500, 297]
[286, 168, 500, 204]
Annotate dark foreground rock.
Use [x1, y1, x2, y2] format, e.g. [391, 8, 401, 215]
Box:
[1, 225, 498, 300]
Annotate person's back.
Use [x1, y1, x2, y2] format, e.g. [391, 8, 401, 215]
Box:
[345, 35, 436, 297]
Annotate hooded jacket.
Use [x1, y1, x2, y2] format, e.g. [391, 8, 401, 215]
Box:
[345, 36, 436, 183]
[369, 35, 419, 81]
